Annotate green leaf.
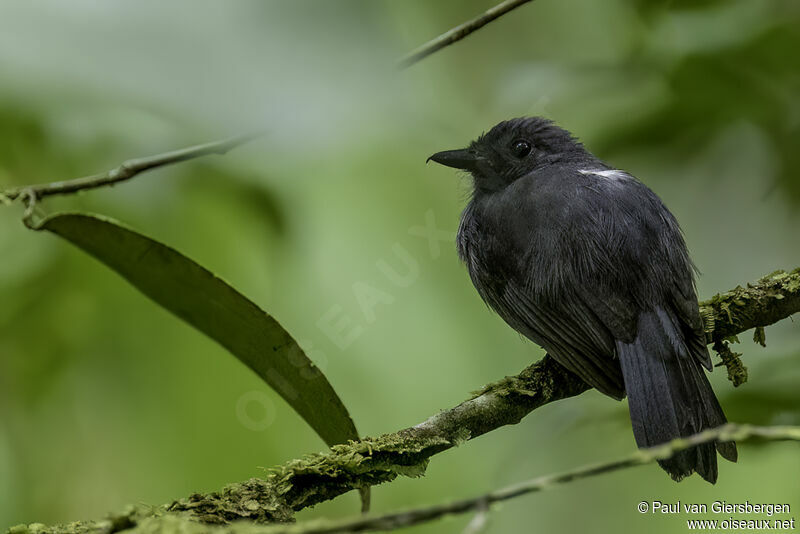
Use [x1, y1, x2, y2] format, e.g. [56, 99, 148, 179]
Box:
[41, 212, 358, 447]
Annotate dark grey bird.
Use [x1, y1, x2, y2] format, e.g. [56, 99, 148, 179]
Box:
[428, 117, 737, 483]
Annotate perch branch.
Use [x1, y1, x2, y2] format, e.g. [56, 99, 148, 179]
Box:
[12, 269, 799, 534]
[219, 424, 800, 534]
[397, 0, 535, 68]
[156, 269, 800, 519]
[0, 132, 263, 202]
[12, 424, 799, 534]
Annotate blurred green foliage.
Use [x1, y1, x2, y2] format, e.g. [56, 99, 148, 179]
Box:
[0, 1, 798, 533]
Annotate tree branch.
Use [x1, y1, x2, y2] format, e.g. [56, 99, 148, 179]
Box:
[13, 424, 799, 534]
[397, 0, 535, 69]
[216, 424, 800, 534]
[702, 269, 800, 341]
[12, 269, 798, 534]
[0, 132, 263, 202]
[157, 269, 800, 518]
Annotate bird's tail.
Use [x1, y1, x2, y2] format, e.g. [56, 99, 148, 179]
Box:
[616, 307, 737, 483]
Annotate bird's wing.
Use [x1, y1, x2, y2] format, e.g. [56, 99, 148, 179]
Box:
[561, 171, 711, 373]
[667, 268, 713, 371]
[488, 278, 627, 399]
[465, 166, 711, 398]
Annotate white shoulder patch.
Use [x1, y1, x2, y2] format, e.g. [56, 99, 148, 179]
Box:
[578, 169, 630, 181]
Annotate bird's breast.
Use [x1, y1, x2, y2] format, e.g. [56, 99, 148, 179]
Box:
[459, 181, 635, 302]
[457, 197, 540, 301]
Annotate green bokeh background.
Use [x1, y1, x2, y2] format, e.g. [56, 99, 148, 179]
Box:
[1, 1, 798, 532]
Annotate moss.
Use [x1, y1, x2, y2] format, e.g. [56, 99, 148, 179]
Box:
[470, 375, 520, 398]
[164, 432, 452, 524]
[166, 478, 292, 524]
[713, 340, 748, 387]
[260, 432, 451, 512]
[7, 506, 160, 534]
[753, 326, 767, 347]
[700, 268, 800, 341]
[699, 306, 716, 335]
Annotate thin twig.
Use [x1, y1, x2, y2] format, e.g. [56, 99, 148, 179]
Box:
[461, 499, 490, 534]
[398, 0, 535, 69]
[1, 132, 263, 201]
[20, 189, 38, 229]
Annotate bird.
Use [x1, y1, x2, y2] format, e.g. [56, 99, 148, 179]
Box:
[428, 117, 737, 483]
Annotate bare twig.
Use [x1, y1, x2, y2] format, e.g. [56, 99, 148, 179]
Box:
[397, 0, 535, 68]
[20, 189, 39, 229]
[461, 500, 490, 534]
[1, 132, 263, 201]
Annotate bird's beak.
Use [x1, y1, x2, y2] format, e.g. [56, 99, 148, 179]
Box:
[427, 149, 481, 172]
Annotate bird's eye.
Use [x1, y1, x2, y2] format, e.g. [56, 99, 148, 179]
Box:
[511, 139, 531, 158]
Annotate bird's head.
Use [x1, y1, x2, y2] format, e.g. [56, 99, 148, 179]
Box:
[428, 117, 588, 193]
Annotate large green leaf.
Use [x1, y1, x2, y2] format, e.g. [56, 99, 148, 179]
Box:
[40, 212, 358, 447]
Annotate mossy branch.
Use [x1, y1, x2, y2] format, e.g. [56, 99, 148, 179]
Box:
[701, 269, 800, 340]
[12, 424, 800, 534]
[188, 424, 800, 534]
[8, 269, 799, 534]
